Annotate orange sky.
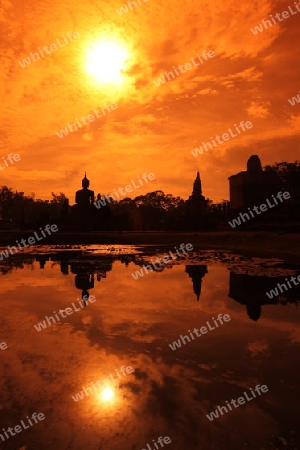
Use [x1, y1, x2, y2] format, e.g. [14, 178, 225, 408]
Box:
[1, 0, 299, 203]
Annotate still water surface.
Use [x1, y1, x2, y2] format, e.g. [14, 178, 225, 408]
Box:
[0, 245, 299, 450]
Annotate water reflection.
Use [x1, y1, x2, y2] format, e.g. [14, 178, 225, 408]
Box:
[185, 265, 208, 301]
[0, 247, 300, 449]
[70, 258, 112, 303]
[1, 249, 299, 320]
[229, 271, 300, 321]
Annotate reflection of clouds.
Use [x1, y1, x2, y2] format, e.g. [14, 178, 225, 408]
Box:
[197, 363, 217, 371]
[0, 252, 299, 448]
[247, 340, 270, 356]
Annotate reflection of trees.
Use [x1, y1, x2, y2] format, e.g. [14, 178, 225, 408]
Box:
[0, 265, 14, 275]
[1, 252, 299, 322]
[0, 258, 28, 275]
[0, 252, 139, 274]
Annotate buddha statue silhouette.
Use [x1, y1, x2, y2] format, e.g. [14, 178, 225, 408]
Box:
[75, 172, 95, 205]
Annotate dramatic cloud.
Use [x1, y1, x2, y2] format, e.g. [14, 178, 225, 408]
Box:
[0, 0, 299, 200]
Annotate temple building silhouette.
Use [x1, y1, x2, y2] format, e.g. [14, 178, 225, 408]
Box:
[229, 155, 281, 215]
[69, 171, 211, 231]
[186, 172, 209, 229]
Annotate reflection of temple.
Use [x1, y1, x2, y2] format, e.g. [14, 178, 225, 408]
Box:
[34, 251, 121, 303]
[36, 254, 50, 269]
[186, 172, 208, 230]
[229, 155, 281, 216]
[75, 273, 94, 303]
[68, 257, 113, 301]
[185, 265, 208, 301]
[229, 271, 300, 321]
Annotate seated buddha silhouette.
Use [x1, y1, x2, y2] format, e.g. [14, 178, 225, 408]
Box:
[75, 172, 94, 205]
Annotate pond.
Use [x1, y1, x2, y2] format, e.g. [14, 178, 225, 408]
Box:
[0, 245, 299, 450]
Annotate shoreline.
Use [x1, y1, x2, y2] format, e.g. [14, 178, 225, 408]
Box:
[0, 231, 299, 264]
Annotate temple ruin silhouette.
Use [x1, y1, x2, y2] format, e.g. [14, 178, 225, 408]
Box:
[1, 155, 298, 231]
[186, 172, 209, 229]
[229, 155, 281, 215]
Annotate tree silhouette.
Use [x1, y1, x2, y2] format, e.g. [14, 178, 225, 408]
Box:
[0, 186, 14, 219]
[264, 161, 300, 191]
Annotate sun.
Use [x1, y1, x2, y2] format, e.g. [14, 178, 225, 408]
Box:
[85, 40, 129, 84]
[100, 387, 115, 402]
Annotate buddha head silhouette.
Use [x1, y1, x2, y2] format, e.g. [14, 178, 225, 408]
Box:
[82, 172, 90, 189]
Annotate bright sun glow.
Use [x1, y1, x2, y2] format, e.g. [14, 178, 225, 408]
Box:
[85, 40, 129, 84]
[101, 387, 114, 402]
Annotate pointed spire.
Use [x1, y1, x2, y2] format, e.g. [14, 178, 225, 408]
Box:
[192, 171, 202, 196]
[82, 172, 90, 188]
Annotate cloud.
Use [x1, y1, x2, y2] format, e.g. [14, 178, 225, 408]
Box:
[247, 100, 271, 118]
[0, 0, 298, 201]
